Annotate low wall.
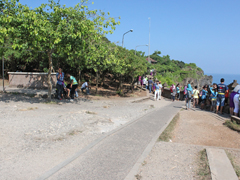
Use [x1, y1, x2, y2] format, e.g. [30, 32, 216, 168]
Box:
[162, 88, 184, 100]
[8, 72, 57, 89]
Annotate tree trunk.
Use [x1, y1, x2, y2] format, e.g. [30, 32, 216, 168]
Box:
[96, 70, 99, 94]
[131, 76, 135, 93]
[47, 51, 53, 100]
[119, 74, 122, 92]
[101, 71, 106, 87]
[78, 69, 81, 85]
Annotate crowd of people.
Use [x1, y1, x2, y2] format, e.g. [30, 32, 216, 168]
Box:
[139, 74, 240, 117]
[181, 78, 240, 117]
[56, 68, 90, 101]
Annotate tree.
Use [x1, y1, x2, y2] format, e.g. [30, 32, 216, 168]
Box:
[1, 0, 120, 99]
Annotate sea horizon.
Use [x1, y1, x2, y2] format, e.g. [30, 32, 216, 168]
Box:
[205, 73, 240, 85]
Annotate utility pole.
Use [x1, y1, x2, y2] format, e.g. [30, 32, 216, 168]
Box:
[2, 56, 4, 92]
[148, 17, 151, 63]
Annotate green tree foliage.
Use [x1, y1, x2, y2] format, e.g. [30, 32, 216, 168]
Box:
[151, 50, 203, 86]
[1, 0, 120, 99]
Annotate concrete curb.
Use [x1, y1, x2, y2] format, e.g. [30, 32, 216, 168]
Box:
[206, 148, 238, 180]
[36, 102, 159, 180]
[124, 109, 181, 180]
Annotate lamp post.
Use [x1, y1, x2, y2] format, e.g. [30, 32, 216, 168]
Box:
[148, 17, 151, 63]
[122, 29, 133, 48]
[135, 44, 148, 55]
[2, 56, 4, 92]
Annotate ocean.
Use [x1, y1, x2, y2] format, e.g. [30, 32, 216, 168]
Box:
[206, 73, 240, 85]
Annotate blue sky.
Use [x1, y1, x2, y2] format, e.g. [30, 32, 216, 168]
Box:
[19, 0, 240, 75]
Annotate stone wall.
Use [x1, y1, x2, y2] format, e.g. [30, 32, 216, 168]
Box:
[8, 72, 57, 89]
[162, 87, 184, 100]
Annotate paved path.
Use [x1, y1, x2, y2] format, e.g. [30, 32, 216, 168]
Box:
[37, 101, 183, 180]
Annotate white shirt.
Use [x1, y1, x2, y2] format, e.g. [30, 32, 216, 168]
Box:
[81, 82, 88, 88]
[159, 84, 163, 89]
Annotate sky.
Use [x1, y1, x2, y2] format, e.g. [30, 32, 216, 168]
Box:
[19, 0, 240, 75]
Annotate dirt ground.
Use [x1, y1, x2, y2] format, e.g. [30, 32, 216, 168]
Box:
[0, 90, 171, 180]
[137, 108, 240, 180]
[173, 110, 240, 149]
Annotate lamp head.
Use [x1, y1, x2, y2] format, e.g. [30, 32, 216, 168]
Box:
[130, 29, 133, 32]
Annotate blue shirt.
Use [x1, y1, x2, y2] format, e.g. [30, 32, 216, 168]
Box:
[201, 89, 208, 100]
[56, 72, 64, 85]
[209, 87, 218, 100]
[148, 80, 153, 85]
[176, 87, 180, 93]
[155, 84, 160, 90]
[217, 83, 228, 98]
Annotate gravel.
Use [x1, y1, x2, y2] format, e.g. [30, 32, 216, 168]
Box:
[0, 92, 171, 179]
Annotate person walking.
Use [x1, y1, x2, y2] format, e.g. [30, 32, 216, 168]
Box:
[154, 81, 160, 101]
[56, 67, 64, 100]
[66, 73, 78, 101]
[216, 78, 228, 114]
[148, 78, 153, 93]
[186, 83, 193, 110]
[159, 81, 163, 100]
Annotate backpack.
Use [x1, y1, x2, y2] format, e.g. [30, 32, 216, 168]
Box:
[187, 90, 192, 98]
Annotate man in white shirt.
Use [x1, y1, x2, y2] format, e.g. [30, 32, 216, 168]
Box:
[159, 81, 163, 100]
[81, 80, 90, 95]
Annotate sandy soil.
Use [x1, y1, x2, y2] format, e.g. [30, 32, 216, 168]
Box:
[137, 142, 203, 180]
[138, 108, 240, 180]
[173, 110, 240, 149]
[0, 91, 171, 180]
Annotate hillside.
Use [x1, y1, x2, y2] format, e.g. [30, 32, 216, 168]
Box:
[149, 51, 212, 87]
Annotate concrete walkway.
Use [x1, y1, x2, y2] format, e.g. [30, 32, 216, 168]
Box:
[36, 101, 183, 180]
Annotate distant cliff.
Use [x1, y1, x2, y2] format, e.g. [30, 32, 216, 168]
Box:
[182, 75, 213, 89]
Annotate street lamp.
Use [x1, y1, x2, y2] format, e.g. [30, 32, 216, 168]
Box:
[122, 29, 133, 48]
[135, 44, 148, 55]
[148, 17, 151, 63]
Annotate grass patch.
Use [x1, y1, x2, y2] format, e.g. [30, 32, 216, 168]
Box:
[86, 111, 97, 115]
[68, 130, 82, 136]
[224, 120, 240, 132]
[196, 149, 211, 179]
[158, 113, 179, 142]
[42, 100, 58, 104]
[150, 105, 155, 108]
[226, 151, 240, 177]
[135, 174, 142, 180]
[19, 107, 38, 111]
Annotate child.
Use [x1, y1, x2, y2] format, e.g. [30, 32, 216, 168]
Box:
[210, 83, 218, 112]
[63, 81, 70, 98]
[200, 86, 208, 110]
[176, 84, 180, 101]
[192, 86, 199, 108]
